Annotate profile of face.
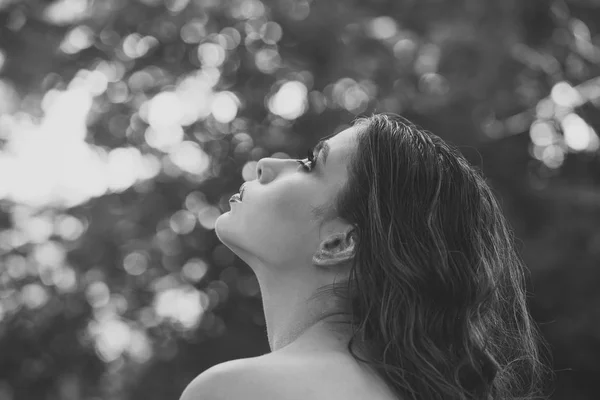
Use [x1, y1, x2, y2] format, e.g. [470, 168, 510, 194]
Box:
[215, 125, 361, 282]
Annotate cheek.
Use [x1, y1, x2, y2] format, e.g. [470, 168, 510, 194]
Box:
[259, 182, 311, 219]
[266, 191, 311, 232]
[276, 194, 309, 221]
[246, 189, 316, 244]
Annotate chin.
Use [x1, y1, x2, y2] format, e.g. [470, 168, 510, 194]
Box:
[215, 214, 241, 245]
[214, 214, 229, 242]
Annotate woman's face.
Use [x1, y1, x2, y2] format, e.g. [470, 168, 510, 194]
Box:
[215, 125, 360, 272]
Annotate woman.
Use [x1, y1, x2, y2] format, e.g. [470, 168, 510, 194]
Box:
[186, 113, 552, 400]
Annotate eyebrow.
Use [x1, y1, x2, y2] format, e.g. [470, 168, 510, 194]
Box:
[314, 140, 330, 167]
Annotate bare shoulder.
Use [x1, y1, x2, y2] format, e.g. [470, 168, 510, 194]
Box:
[257, 350, 401, 400]
[180, 351, 399, 400]
[178, 355, 319, 400]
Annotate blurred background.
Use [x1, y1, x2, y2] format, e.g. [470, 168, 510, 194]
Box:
[0, 0, 598, 399]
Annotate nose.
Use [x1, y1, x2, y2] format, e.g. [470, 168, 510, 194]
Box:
[255, 157, 298, 183]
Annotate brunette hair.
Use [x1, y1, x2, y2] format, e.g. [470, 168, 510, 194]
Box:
[311, 113, 553, 400]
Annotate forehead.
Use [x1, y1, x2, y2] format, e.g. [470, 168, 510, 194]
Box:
[321, 125, 360, 183]
[327, 126, 360, 149]
[323, 126, 359, 165]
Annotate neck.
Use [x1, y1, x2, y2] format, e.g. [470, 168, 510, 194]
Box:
[257, 275, 352, 353]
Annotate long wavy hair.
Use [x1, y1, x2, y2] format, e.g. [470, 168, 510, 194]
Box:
[310, 113, 554, 400]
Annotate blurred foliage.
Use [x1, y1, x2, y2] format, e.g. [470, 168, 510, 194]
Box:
[0, 0, 599, 399]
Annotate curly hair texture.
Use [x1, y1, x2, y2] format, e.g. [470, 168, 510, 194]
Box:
[310, 113, 554, 400]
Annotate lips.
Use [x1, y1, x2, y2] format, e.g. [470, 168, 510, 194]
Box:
[229, 183, 245, 203]
[239, 183, 246, 201]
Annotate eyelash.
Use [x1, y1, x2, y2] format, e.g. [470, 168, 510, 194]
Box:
[297, 147, 317, 172]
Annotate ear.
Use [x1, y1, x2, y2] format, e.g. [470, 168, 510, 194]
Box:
[312, 229, 357, 267]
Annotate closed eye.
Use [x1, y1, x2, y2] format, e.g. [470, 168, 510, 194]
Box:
[297, 147, 317, 172]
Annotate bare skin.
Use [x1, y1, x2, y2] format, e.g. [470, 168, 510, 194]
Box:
[179, 310, 400, 400]
[249, 320, 400, 400]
